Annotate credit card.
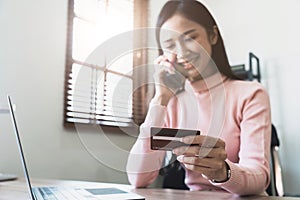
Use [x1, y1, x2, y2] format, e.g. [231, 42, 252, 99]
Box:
[151, 127, 200, 151]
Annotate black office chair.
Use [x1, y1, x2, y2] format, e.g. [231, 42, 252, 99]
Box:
[160, 158, 189, 190]
[266, 124, 284, 196]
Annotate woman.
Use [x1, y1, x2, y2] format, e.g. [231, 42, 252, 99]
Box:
[127, 0, 271, 196]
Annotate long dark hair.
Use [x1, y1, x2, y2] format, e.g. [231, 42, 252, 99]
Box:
[156, 0, 239, 80]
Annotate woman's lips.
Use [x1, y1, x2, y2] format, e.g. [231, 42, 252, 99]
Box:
[176, 55, 200, 72]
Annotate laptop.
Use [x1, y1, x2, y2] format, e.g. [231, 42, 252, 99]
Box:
[7, 95, 145, 200]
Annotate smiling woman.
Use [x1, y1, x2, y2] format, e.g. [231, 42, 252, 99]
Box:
[64, 0, 149, 127]
[127, 0, 272, 196]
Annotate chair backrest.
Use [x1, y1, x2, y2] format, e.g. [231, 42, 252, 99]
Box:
[231, 52, 261, 82]
[266, 124, 284, 196]
[160, 152, 188, 190]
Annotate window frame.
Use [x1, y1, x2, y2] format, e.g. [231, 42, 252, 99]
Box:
[63, 0, 149, 128]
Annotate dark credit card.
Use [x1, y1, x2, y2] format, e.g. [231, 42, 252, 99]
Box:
[151, 127, 201, 151]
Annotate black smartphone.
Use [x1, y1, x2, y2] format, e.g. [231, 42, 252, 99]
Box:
[151, 127, 201, 151]
[162, 63, 189, 94]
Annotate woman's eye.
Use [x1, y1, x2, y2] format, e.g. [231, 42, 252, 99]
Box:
[164, 44, 175, 49]
[184, 38, 193, 42]
[184, 36, 196, 42]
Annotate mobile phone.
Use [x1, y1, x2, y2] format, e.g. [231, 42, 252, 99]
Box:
[162, 62, 188, 94]
[151, 127, 201, 151]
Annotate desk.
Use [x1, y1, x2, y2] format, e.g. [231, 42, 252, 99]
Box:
[1, 179, 300, 200]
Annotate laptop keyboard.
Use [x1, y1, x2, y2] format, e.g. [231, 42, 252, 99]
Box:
[38, 187, 58, 200]
[35, 187, 84, 200]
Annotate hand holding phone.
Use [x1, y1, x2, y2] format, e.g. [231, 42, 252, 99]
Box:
[152, 57, 190, 106]
[162, 70, 185, 94]
[161, 62, 189, 94]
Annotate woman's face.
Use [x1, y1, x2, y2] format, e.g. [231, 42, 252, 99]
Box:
[160, 14, 218, 81]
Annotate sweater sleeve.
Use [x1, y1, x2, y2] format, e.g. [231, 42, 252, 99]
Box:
[126, 101, 167, 188]
[210, 84, 271, 195]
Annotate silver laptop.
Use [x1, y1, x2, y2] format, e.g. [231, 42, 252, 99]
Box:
[7, 95, 145, 200]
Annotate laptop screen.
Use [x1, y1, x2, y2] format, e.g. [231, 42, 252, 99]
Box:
[7, 95, 36, 200]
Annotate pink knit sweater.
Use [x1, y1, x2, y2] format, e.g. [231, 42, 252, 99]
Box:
[126, 72, 271, 195]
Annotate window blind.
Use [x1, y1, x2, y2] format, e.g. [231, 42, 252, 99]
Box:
[64, 0, 147, 127]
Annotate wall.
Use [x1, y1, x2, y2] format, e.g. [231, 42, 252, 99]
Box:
[0, 0, 137, 184]
[1, 0, 300, 196]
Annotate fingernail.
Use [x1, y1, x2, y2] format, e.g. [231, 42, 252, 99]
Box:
[180, 137, 188, 143]
[177, 155, 184, 162]
[172, 149, 178, 154]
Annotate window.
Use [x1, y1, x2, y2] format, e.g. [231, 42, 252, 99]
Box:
[64, 0, 149, 127]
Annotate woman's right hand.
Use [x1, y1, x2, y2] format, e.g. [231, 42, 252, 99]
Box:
[152, 55, 185, 106]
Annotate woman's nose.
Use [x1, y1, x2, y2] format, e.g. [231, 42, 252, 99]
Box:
[175, 42, 189, 61]
[175, 42, 185, 58]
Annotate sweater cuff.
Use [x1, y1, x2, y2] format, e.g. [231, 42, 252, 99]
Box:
[209, 160, 241, 190]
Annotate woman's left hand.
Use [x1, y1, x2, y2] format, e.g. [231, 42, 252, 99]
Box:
[173, 135, 228, 182]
